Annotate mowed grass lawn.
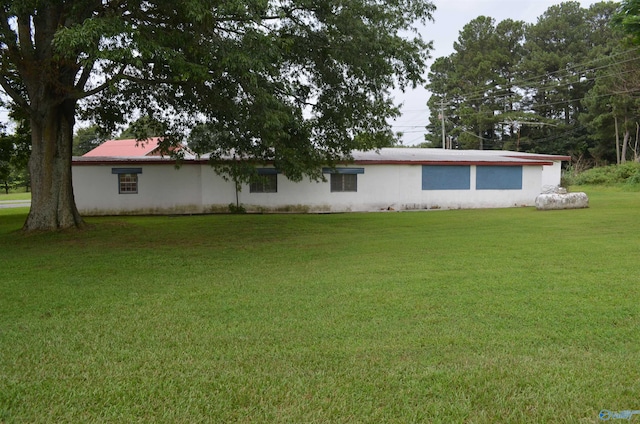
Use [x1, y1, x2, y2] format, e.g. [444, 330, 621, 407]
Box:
[1, 189, 639, 423]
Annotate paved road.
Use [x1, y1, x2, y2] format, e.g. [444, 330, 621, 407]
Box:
[0, 200, 31, 209]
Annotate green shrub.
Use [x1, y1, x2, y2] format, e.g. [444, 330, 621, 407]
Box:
[228, 202, 246, 214]
[626, 170, 640, 186]
[571, 162, 640, 186]
[560, 172, 574, 187]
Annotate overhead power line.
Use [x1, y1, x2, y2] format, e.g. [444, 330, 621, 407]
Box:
[434, 46, 640, 107]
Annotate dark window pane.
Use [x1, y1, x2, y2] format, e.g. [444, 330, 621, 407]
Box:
[250, 174, 277, 193]
[331, 174, 357, 192]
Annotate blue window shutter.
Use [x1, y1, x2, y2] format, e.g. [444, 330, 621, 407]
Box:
[256, 168, 279, 175]
[476, 166, 522, 190]
[422, 165, 470, 190]
[112, 168, 142, 174]
[322, 167, 365, 174]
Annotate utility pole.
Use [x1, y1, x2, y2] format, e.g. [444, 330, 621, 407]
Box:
[440, 98, 446, 149]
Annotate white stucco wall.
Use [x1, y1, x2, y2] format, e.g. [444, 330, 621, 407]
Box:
[73, 161, 549, 215]
[541, 161, 563, 188]
[73, 164, 204, 215]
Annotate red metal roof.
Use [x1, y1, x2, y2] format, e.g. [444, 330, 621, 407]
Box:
[82, 138, 163, 157]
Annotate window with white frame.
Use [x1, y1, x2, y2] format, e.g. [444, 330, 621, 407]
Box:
[119, 174, 138, 193]
[112, 168, 142, 194]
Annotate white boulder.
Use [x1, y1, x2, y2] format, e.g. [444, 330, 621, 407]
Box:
[540, 185, 567, 194]
[535, 192, 589, 210]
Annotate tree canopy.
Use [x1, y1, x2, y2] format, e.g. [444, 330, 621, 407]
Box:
[0, 0, 435, 231]
[425, 0, 640, 167]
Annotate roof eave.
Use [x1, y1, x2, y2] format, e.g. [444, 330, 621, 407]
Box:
[352, 160, 554, 166]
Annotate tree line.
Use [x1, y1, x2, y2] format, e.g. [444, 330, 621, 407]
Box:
[425, 1, 640, 169]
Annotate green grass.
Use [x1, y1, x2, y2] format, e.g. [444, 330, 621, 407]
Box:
[0, 191, 30, 201]
[1, 190, 640, 423]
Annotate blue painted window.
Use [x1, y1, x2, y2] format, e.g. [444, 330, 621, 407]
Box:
[422, 165, 470, 190]
[476, 166, 522, 190]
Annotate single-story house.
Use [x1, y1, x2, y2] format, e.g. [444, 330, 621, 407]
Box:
[72, 145, 570, 215]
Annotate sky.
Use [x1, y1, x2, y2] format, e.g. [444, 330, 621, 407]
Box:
[0, 0, 608, 141]
[393, 0, 606, 145]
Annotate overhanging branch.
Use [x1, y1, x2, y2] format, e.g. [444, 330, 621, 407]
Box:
[74, 65, 193, 100]
[74, 60, 96, 93]
[0, 75, 31, 113]
[74, 65, 127, 100]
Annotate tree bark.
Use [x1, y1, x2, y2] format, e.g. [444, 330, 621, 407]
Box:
[622, 129, 629, 164]
[615, 116, 620, 165]
[23, 99, 84, 231]
[621, 116, 629, 164]
[635, 122, 639, 162]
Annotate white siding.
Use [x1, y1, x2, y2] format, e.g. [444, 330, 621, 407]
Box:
[73, 162, 550, 215]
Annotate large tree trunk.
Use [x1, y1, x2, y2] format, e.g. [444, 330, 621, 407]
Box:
[23, 99, 84, 231]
